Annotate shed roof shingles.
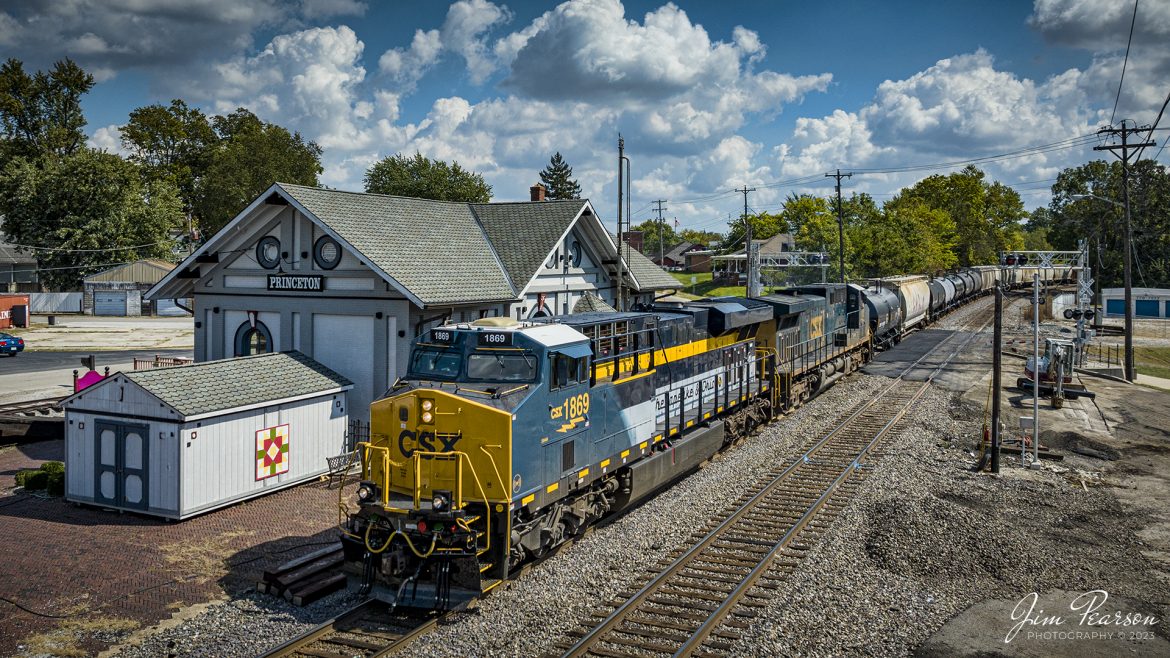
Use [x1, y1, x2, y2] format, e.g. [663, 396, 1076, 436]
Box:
[125, 351, 351, 418]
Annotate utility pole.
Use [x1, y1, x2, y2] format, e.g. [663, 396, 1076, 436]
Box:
[616, 135, 628, 312]
[654, 199, 668, 268]
[737, 185, 757, 297]
[991, 283, 1002, 473]
[826, 169, 853, 283]
[1094, 121, 1155, 382]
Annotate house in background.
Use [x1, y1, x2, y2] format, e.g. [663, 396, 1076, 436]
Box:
[0, 236, 39, 292]
[147, 182, 678, 419]
[652, 241, 708, 270]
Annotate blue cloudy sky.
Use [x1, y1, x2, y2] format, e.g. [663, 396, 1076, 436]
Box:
[1, 0, 1166, 233]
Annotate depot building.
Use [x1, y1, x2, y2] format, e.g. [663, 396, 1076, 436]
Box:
[148, 183, 678, 418]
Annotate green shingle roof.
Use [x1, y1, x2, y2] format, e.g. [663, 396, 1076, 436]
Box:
[471, 200, 583, 289]
[626, 248, 680, 291]
[124, 351, 351, 418]
[280, 184, 517, 305]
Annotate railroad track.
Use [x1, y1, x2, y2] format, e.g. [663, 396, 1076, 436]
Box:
[258, 598, 439, 658]
[0, 396, 65, 418]
[554, 299, 995, 658]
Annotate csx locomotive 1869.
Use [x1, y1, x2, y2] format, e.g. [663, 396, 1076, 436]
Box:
[338, 267, 1067, 609]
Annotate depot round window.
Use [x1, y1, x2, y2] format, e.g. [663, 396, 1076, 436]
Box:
[256, 236, 281, 269]
[314, 235, 342, 270]
[234, 321, 273, 357]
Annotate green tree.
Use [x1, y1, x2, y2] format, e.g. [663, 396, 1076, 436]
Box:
[193, 108, 323, 235]
[0, 149, 183, 288]
[121, 99, 217, 218]
[538, 152, 582, 200]
[726, 211, 787, 249]
[780, 194, 833, 237]
[678, 228, 722, 246]
[856, 198, 957, 276]
[895, 165, 1026, 266]
[631, 218, 678, 259]
[1049, 159, 1170, 288]
[0, 58, 94, 162]
[794, 211, 852, 281]
[364, 151, 491, 203]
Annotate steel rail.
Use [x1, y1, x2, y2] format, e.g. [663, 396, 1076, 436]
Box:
[257, 599, 438, 658]
[560, 297, 996, 658]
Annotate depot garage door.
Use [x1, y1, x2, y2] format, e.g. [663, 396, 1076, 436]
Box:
[94, 291, 128, 316]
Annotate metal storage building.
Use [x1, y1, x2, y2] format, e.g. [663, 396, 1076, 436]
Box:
[1102, 287, 1170, 319]
[84, 259, 189, 316]
[62, 351, 352, 519]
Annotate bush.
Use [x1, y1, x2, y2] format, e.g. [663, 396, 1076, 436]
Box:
[23, 470, 49, 490]
[46, 472, 65, 496]
[40, 461, 65, 475]
[14, 469, 38, 487]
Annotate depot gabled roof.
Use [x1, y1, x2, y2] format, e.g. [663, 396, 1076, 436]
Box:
[148, 183, 676, 306]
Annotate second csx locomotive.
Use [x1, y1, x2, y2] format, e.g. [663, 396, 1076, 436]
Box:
[339, 266, 1067, 609]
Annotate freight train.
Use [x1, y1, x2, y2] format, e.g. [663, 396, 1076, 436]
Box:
[338, 265, 1067, 609]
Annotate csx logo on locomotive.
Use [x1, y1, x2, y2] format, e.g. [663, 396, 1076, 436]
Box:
[398, 428, 461, 457]
[551, 392, 590, 432]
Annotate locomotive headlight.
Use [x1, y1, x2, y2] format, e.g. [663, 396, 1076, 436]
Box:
[421, 399, 434, 411]
[432, 489, 451, 511]
[356, 480, 379, 503]
[421, 411, 434, 423]
[420, 399, 435, 424]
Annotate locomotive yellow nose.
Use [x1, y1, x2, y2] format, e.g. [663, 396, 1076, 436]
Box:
[369, 389, 514, 505]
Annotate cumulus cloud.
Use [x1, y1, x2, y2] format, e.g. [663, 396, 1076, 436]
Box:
[1030, 0, 1170, 120]
[299, 0, 367, 20]
[87, 124, 128, 155]
[212, 25, 369, 150]
[378, 29, 442, 86]
[774, 48, 1105, 209]
[0, 0, 364, 89]
[377, 0, 510, 87]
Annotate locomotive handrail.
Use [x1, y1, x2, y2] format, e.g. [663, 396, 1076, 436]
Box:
[407, 449, 496, 559]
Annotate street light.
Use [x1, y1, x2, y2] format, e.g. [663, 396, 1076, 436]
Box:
[1070, 192, 1134, 382]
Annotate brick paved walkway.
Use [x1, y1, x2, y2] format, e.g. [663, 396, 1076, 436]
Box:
[0, 440, 345, 656]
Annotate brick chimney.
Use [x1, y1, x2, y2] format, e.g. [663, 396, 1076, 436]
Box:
[530, 183, 546, 202]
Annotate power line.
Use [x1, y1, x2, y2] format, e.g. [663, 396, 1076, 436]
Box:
[1133, 87, 1170, 161]
[3, 239, 175, 253]
[1111, 0, 1140, 126]
[851, 134, 1098, 174]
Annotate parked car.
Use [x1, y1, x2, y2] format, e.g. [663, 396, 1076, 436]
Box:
[0, 332, 24, 356]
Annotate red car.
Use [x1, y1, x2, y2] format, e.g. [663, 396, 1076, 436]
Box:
[0, 332, 24, 356]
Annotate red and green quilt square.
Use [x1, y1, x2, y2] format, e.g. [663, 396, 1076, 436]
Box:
[255, 424, 290, 480]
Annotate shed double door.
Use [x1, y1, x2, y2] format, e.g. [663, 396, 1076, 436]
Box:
[95, 420, 149, 510]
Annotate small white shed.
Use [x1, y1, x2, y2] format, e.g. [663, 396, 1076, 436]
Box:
[63, 351, 352, 519]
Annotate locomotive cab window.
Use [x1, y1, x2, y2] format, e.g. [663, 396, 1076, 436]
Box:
[467, 351, 538, 382]
[409, 348, 462, 380]
[551, 352, 587, 390]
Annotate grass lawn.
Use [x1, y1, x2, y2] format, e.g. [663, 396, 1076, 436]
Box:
[669, 271, 748, 298]
[1135, 346, 1170, 380]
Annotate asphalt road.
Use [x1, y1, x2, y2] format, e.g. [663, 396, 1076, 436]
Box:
[0, 348, 193, 400]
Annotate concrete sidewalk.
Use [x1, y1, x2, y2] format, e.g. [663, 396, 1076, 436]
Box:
[7, 315, 193, 351]
[1136, 372, 1170, 391]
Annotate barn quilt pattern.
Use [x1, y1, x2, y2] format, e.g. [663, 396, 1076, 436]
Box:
[256, 424, 290, 480]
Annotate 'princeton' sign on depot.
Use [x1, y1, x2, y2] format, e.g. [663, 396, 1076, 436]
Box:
[267, 275, 324, 292]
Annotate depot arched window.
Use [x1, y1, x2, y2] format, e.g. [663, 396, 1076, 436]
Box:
[234, 321, 273, 356]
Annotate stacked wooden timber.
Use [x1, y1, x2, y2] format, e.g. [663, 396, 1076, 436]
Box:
[257, 544, 347, 606]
